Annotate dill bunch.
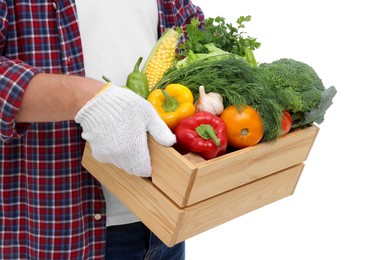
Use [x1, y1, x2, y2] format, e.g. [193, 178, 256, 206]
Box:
[154, 56, 283, 141]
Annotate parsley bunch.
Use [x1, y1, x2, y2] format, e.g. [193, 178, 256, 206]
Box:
[177, 16, 261, 60]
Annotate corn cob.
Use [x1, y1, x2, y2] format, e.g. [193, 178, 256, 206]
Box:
[141, 28, 179, 89]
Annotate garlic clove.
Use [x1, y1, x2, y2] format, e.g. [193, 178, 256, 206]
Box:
[195, 85, 224, 116]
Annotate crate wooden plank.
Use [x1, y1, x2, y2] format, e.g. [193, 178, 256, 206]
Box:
[151, 125, 319, 207]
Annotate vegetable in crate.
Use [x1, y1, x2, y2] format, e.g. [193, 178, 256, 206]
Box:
[174, 111, 228, 160]
[176, 16, 260, 60]
[175, 43, 235, 69]
[147, 83, 195, 130]
[220, 105, 264, 149]
[281, 110, 292, 135]
[244, 47, 258, 67]
[154, 56, 283, 141]
[194, 85, 224, 116]
[101, 57, 149, 99]
[256, 58, 337, 128]
[125, 57, 149, 99]
[142, 28, 179, 89]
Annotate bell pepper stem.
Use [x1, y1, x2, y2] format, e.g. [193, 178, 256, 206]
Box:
[102, 75, 111, 82]
[162, 89, 179, 112]
[196, 124, 220, 146]
[133, 57, 143, 72]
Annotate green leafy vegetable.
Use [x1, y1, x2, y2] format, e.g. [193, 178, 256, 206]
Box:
[295, 86, 337, 128]
[256, 58, 337, 128]
[176, 16, 261, 60]
[175, 43, 240, 69]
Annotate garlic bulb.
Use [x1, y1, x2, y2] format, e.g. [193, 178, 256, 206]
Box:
[194, 85, 224, 116]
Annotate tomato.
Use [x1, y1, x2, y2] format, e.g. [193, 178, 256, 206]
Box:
[281, 110, 292, 135]
[220, 105, 264, 149]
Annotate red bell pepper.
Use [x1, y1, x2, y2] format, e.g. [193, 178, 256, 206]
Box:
[174, 111, 228, 160]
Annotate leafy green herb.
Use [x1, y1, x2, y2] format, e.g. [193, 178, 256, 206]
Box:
[176, 16, 261, 60]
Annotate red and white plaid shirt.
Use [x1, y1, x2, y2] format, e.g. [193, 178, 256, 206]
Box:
[0, 1, 203, 259]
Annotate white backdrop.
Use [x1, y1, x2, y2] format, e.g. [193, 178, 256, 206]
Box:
[186, 0, 390, 259]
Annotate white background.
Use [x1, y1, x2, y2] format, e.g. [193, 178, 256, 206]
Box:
[186, 0, 390, 259]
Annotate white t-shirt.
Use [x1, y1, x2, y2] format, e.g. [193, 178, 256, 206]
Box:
[75, 0, 158, 226]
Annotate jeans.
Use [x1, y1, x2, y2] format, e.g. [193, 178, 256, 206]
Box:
[105, 222, 185, 260]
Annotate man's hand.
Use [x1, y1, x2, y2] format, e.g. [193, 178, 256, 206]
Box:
[75, 84, 176, 177]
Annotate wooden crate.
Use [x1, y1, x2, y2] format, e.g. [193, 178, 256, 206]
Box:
[81, 125, 319, 247]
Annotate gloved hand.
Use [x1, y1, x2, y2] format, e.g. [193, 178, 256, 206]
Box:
[75, 83, 176, 177]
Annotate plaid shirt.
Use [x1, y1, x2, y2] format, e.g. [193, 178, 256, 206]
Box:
[0, 1, 203, 259]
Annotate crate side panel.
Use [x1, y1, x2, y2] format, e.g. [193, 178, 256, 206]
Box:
[175, 163, 305, 243]
[186, 126, 318, 205]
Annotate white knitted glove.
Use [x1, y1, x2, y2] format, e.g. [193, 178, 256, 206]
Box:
[75, 84, 176, 177]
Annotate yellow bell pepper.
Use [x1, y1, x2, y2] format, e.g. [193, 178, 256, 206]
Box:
[147, 84, 196, 130]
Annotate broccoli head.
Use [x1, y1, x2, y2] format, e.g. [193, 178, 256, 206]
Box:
[257, 58, 337, 128]
[258, 58, 324, 113]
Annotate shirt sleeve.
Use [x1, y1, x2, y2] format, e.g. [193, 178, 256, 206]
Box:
[0, 57, 43, 142]
[0, 2, 43, 142]
[157, 0, 204, 36]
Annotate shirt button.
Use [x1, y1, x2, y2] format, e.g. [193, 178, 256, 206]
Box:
[94, 214, 102, 220]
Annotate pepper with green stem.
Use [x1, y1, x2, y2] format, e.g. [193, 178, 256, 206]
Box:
[126, 57, 149, 99]
[101, 57, 149, 99]
[174, 111, 228, 160]
[147, 83, 195, 130]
